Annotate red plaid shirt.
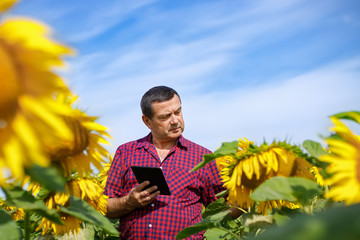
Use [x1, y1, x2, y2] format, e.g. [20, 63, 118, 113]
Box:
[104, 133, 223, 239]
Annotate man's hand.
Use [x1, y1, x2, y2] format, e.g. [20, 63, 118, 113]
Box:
[125, 181, 160, 209]
[106, 181, 160, 219]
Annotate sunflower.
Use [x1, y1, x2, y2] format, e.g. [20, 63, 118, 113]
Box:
[36, 177, 108, 235]
[0, 17, 74, 182]
[44, 97, 112, 176]
[0, 198, 24, 221]
[217, 139, 314, 215]
[320, 117, 360, 205]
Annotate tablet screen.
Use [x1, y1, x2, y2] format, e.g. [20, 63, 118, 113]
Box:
[131, 166, 171, 195]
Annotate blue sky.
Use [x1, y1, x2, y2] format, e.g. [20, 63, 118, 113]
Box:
[9, 0, 360, 153]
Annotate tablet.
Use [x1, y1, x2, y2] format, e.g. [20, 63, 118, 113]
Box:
[131, 166, 171, 195]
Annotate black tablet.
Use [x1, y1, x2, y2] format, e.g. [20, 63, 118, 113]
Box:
[130, 166, 171, 195]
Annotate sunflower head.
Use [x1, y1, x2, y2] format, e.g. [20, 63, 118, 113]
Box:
[46, 115, 90, 162]
[41, 95, 111, 177]
[320, 116, 360, 205]
[36, 176, 108, 235]
[67, 178, 108, 215]
[218, 139, 314, 214]
[0, 17, 74, 182]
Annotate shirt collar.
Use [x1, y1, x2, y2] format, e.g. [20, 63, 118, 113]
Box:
[136, 133, 188, 150]
[177, 134, 189, 150]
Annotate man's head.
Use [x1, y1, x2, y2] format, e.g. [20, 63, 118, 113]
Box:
[141, 86, 184, 143]
[141, 86, 181, 119]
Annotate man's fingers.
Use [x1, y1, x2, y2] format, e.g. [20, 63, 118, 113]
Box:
[140, 191, 150, 198]
[149, 190, 160, 199]
[145, 185, 158, 194]
[141, 190, 160, 203]
[128, 183, 160, 207]
[133, 181, 150, 192]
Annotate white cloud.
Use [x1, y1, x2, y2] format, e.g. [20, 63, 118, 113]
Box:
[85, 57, 360, 155]
[181, 58, 360, 151]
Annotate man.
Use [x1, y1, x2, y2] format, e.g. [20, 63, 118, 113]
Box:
[104, 86, 224, 239]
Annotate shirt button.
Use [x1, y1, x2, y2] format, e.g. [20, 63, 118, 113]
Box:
[149, 224, 152, 228]
[151, 203, 154, 207]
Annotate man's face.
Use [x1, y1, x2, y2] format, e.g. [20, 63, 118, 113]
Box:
[143, 94, 184, 142]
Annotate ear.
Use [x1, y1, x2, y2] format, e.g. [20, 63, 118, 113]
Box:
[142, 115, 152, 129]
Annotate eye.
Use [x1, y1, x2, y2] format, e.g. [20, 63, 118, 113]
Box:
[175, 108, 182, 115]
[160, 114, 170, 120]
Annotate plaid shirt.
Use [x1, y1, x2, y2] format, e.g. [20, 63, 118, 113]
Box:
[104, 133, 223, 239]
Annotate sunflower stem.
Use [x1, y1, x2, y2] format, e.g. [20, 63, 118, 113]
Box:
[24, 210, 31, 240]
[237, 206, 248, 214]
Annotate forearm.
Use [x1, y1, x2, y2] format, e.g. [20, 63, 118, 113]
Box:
[106, 196, 134, 219]
[106, 182, 160, 219]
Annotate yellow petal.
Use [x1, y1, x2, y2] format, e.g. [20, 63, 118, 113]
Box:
[12, 114, 48, 166]
[251, 156, 261, 180]
[82, 121, 109, 132]
[3, 136, 23, 179]
[0, 0, 17, 13]
[243, 158, 254, 180]
[0, 18, 73, 57]
[0, 42, 19, 118]
[19, 96, 73, 140]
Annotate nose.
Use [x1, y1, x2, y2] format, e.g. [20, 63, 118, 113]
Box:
[170, 114, 178, 124]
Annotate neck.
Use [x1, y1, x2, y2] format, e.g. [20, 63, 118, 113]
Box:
[152, 137, 177, 150]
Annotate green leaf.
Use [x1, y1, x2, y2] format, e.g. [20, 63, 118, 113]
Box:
[273, 211, 291, 226]
[59, 196, 118, 237]
[3, 186, 62, 224]
[332, 111, 360, 124]
[202, 198, 230, 218]
[191, 141, 238, 172]
[0, 209, 20, 240]
[302, 140, 329, 169]
[250, 203, 360, 240]
[25, 164, 66, 192]
[204, 228, 232, 240]
[176, 211, 231, 239]
[302, 140, 327, 159]
[215, 189, 229, 198]
[250, 177, 322, 205]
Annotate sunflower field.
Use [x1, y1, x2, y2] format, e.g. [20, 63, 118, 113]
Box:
[1, 0, 360, 240]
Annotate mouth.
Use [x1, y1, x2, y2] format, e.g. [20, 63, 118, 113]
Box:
[170, 127, 180, 132]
